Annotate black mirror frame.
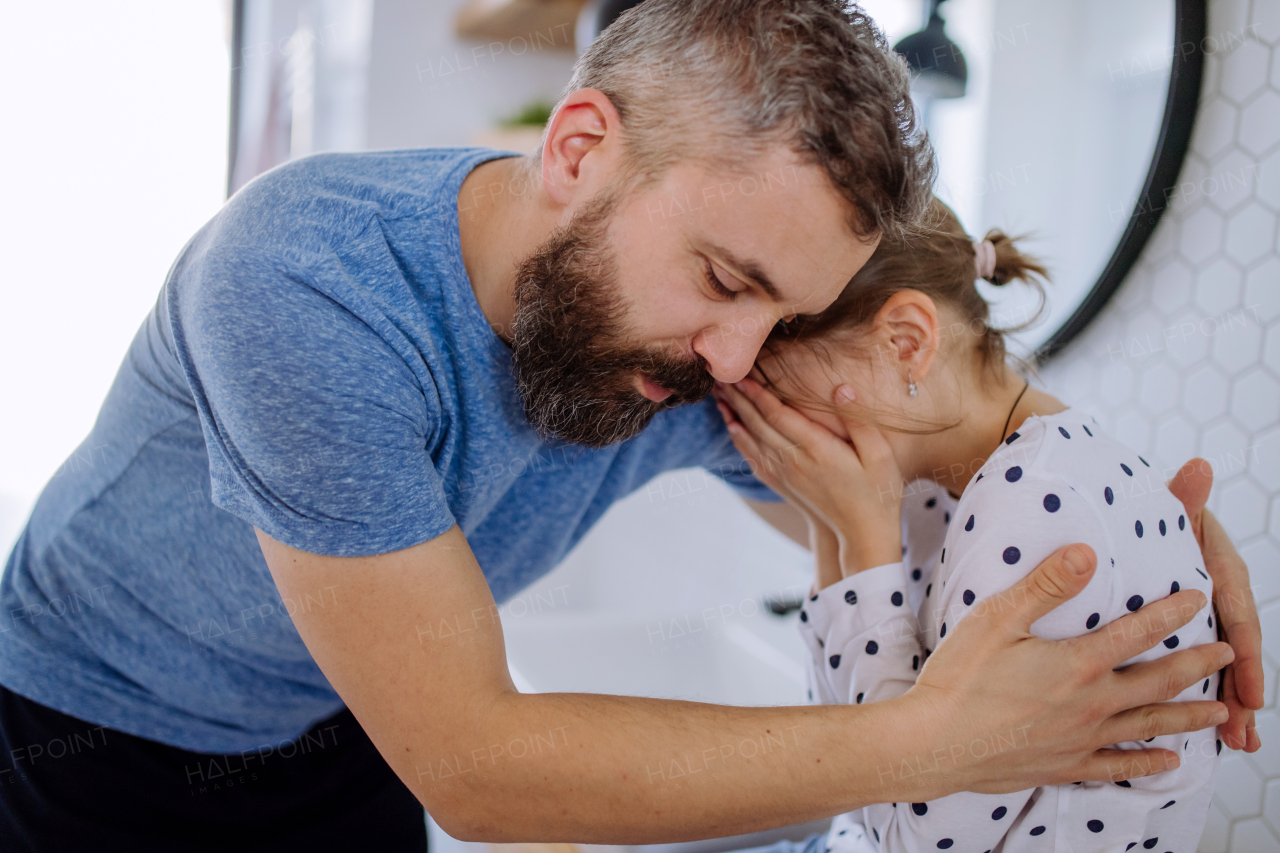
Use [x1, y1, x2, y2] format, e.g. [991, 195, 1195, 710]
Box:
[1035, 0, 1207, 363]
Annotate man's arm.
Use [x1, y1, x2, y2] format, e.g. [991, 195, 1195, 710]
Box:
[259, 526, 1229, 843]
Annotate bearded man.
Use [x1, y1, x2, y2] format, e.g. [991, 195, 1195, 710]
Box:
[0, 1, 1260, 850]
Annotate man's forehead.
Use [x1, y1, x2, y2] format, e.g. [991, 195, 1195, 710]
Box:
[639, 155, 876, 306]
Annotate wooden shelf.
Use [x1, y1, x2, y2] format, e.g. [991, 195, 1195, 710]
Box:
[454, 0, 590, 49]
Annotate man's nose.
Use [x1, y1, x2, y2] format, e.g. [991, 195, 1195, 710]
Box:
[691, 317, 773, 384]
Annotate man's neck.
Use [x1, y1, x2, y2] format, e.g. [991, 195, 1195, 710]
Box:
[457, 155, 552, 344]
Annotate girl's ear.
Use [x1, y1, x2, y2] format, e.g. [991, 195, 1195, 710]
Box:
[872, 289, 941, 380]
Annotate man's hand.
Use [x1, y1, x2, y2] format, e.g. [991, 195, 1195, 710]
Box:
[905, 543, 1233, 796]
[259, 525, 1235, 840]
[1168, 458, 1264, 752]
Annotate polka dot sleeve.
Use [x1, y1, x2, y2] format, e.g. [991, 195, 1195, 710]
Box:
[803, 562, 1039, 852]
[799, 563, 922, 709]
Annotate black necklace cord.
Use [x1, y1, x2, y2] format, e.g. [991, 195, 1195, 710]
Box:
[1000, 380, 1031, 444]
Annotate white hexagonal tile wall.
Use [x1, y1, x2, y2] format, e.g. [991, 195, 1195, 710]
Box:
[1252, 427, 1280, 491]
[1156, 414, 1200, 466]
[1213, 313, 1264, 372]
[1153, 257, 1196, 316]
[1264, 777, 1280, 833]
[1242, 538, 1280, 602]
[1185, 365, 1233, 422]
[1262, 600, 1280, 666]
[1204, 800, 1232, 853]
[1197, 258, 1246, 314]
[1210, 147, 1267, 212]
[1230, 818, 1280, 851]
[1241, 90, 1280, 156]
[1221, 38, 1271, 103]
[1225, 203, 1278, 264]
[1219, 752, 1266, 818]
[1257, 4, 1280, 45]
[1196, 98, 1241, 161]
[1265, 324, 1280, 375]
[1219, 478, 1268, 539]
[1142, 361, 1184, 414]
[1232, 369, 1280, 431]
[1098, 360, 1136, 408]
[1168, 308, 1215, 367]
[1244, 259, 1280, 322]
[1184, 206, 1229, 263]
[1259, 148, 1280, 211]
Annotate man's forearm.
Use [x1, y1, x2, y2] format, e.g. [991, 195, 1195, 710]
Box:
[416, 690, 939, 844]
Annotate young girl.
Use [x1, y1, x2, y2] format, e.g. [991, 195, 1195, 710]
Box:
[713, 199, 1222, 851]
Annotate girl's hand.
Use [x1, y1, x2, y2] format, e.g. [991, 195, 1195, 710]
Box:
[713, 388, 844, 592]
[712, 387, 815, 524]
[714, 375, 904, 575]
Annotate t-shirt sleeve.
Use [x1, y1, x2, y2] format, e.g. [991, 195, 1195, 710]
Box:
[169, 244, 457, 557]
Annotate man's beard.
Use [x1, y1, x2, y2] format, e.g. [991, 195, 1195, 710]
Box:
[509, 187, 715, 448]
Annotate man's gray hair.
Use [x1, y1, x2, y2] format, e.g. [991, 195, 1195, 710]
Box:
[532, 0, 935, 242]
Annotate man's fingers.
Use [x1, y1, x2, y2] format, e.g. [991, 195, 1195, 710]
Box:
[1203, 509, 1265, 711]
[1220, 664, 1262, 752]
[1223, 618, 1266, 712]
[990, 544, 1097, 633]
[1109, 640, 1231, 712]
[1166, 457, 1212, 534]
[1079, 748, 1182, 783]
[1081, 588, 1211, 667]
[1095, 699, 1228, 751]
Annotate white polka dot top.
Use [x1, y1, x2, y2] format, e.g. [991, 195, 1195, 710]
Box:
[796, 407, 1221, 852]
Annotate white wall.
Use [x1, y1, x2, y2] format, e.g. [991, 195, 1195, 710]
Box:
[0, 1, 230, 555]
[364, 0, 577, 151]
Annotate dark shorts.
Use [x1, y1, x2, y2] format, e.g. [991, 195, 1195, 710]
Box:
[0, 683, 428, 853]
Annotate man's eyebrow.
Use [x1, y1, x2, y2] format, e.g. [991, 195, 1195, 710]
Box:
[707, 242, 784, 302]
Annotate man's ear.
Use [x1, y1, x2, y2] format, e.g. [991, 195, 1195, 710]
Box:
[540, 88, 623, 207]
[873, 289, 941, 379]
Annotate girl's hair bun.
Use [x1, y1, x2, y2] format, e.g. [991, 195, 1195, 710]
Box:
[980, 228, 1048, 287]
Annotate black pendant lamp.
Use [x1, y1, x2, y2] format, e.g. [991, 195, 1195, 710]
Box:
[893, 0, 968, 100]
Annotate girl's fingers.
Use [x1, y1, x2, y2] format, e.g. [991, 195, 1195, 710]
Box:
[733, 376, 842, 450]
[721, 381, 794, 455]
[843, 418, 895, 467]
[720, 385, 810, 492]
[726, 421, 783, 490]
[714, 399, 737, 428]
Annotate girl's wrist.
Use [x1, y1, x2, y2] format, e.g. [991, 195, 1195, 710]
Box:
[837, 536, 903, 576]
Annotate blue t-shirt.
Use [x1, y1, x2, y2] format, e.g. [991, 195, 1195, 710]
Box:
[0, 146, 777, 753]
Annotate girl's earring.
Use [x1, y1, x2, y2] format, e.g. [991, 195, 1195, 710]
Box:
[907, 370, 918, 398]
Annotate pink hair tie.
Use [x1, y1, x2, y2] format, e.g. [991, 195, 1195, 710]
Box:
[973, 239, 996, 280]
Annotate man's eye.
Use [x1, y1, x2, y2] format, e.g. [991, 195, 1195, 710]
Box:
[702, 260, 738, 299]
